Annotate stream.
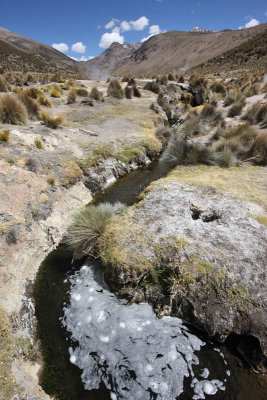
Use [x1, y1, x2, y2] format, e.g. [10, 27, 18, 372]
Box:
[34, 160, 266, 400]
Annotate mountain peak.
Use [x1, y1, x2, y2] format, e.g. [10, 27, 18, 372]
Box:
[190, 26, 214, 33]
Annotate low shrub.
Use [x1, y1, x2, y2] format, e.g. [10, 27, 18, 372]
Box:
[67, 89, 77, 104]
[107, 79, 124, 99]
[49, 87, 61, 98]
[242, 102, 267, 125]
[0, 129, 10, 142]
[144, 81, 160, 94]
[90, 87, 104, 102]
[64, 202, 125, 259]
[0, 75, 8, 92]
[39, 109, 64, 129]
[0, 94, 28, 125]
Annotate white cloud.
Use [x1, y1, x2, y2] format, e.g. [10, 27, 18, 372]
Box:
[52, 42, 69, 53]
[130, 16, 149, 31]
[112, 26, 121, 33]
[148, 25, 161, 35]
[99, 32, 124, 48]
[239, 18, 259, 29]
[141, 25, 165, 43]
[105, 20, 115, 29]
[71, 41, 86, 53]
[121, 20, 132, 32]
[105, 18, 120, 30]
[70, 55, 94, 61]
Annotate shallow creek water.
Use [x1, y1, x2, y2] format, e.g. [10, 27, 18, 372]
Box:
[34, 160, 266, 400]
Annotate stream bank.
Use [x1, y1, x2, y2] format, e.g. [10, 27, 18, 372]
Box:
[34, 160, 267, 400]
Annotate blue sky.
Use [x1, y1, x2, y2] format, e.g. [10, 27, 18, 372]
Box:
[1, 0, 266, 60]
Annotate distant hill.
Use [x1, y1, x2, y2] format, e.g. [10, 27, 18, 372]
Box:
[0, 27, 80, 74]
[191, 28, 267, 73]
[113, 23, 267, 75]
[83, 42, 140, 80]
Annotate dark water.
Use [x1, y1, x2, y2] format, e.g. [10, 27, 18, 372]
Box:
[33, 160, 267, 400]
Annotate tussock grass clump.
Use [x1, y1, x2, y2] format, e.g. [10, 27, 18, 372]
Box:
[144, 81, 160, 94]
[244, 83, 260, 98]
[0, 129, 10, 142]
[34, 138, 43, 149]
[168, 73, 175, 81]
[247, 134, 267, 165]
[210, 81, 226, 96]
[156, 75, 168, 86]
[261, 81, 267, 94]
[25, 157, 38, 172]
[67, 89, 77, 104]
[37, 93, 52, 107]
[189, 74, 207, 88]
[90, 87, 104, 102]
[107, 79, 124, 99]
[199, 104, 222, 124]
[0, 75, 8, 92]
[64, 202, 125, 259]
[124, 86, 133, 99]
[227, 98, 246, 117]
[16, 90, 40, 118]
[133, 85, 141, 98]
[224, 88, 242, 107]
[26, 87, 42, 99]
[76, 87, 89, 97]
[242, 102, 267, 125]
[218, 147, 235, 168]
[39, 109, 64, 129]
[127, 77, 136, 86]
[161, 136, 215, 167]
[155, 126, 172, 147]
[0, 94, 28, 125]
[47, 176, 55, 185]
[49, 84, 62, 98]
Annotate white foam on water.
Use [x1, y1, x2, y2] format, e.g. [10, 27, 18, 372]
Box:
[62, 264, 228, 399]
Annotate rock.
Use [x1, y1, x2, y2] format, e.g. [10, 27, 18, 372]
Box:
[80, 98, 94, 106]
[99, 168, 267, 371]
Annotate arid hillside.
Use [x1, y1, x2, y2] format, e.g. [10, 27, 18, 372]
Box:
[113, 23, 267, 75]
[0, 27, 80, 73]
[84, 42, 140, 80]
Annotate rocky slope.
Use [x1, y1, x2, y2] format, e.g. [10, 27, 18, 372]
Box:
[84, 42, 140, 80]
[113, 23, 267, 75]
[0, 27, 80, 73]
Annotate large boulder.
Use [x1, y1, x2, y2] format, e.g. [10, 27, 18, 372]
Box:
[99, 165, 267, 371]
